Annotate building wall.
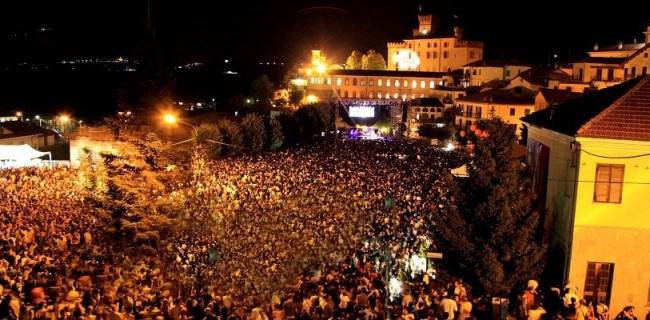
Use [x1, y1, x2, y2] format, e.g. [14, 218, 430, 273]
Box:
[588, 50, 637, 58]
[306, 74, 450, 102]
[0, 134, 51, 148]
[623, 47, 650, 79]
[463, 65, 531, 87]
[526, 126, 579, 275]
[569, 137, 650, 315]
[406, 105, 445, 137]
[455, 101, 534, 135]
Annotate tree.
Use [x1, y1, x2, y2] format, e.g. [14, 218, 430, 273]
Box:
[194, 124, 224, 158]
[434, 118, 546, 296]
[268, 116, 284, 149]
[133, 132, 165, 169]
[250, 75, 274, 110]
[345, 50, 363, 69]
[241, 113, 268, 151]
[289, 84, 305, 106]
[276, 112, 303, 146]
[362, 50, 387, 70]
[216, 119, 244, 155]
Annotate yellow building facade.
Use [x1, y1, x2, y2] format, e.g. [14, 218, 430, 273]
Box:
[386, 14, 483, 72]
[522, 76, 650, 315]
[305, 69, 453, 102]
[455, 87, 535, 136]
[461, 60, 531, 87]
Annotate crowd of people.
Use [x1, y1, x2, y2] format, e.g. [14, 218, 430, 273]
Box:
[0, 139, 644, 320]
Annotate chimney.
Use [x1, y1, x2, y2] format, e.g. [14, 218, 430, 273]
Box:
[593, 43, 599, 51]
[645, 24, 650, 44]
[618, 41, 623, 49]
[633, 38, 638, 44]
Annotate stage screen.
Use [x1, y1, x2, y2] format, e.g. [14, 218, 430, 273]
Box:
[349, 106, 375, 118]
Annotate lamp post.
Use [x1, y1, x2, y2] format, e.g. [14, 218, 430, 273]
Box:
[35, 115, 42, 127]
[163, 114, 198, 145]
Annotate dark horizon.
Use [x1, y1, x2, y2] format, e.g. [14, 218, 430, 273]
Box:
[1, 0, 649, 67]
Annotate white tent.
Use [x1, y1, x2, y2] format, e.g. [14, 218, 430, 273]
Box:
[0, 144, 51, 162]
[451, 164, 469, 178]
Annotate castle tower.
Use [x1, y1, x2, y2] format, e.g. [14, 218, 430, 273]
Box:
[412, 14, 439, 37]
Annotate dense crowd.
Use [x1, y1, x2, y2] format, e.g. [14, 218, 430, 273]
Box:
[1, 140, 641, 320]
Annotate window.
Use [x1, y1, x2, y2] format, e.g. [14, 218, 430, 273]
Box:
[596, 68, 603, 81]
[327, 78, 331, 85]
[476, 106, 482, 117]
[415, 107, 421, 112]
[470, 51, 475, 59]
[443, 51, 448, 59]
[369, 80, 374, 86]
[386, 79, 391, 87]
[343, 91, 348, 98]
[377, 92, 382, 99]
[643, 66, 648, 76]
[337, 78, 342, 86]
[624, 68, 628, 79]
[352, 91, 357, 98]
[378, 79, 383, 86]
[594, 164, 624, 203]
[368, 91, 373, 97]
[393, 93, 399, 99]
[412, 80, 417, 88]
[385, 93, 390, 99]
[394, 80, 400, 87]
[510, 108, 515, 116]
[426, 52, 431, 59]
[353, 78, 358, 86]
[524, 109, 531, 115]
[403, 80, 408, 87]
[433, 52, 438, 59]
[645, 52, 649, 58]
[607, 69, 614, 80]
[427, 42, 431, 48]
[420, 80, 426, 89]
[631, 67, 637, 77]
[360, 80, 365, 86]
[344, 79, 350, 85]
[584, 262, 614, 305]
[443, 42, 448, 48]
[429, 81, 435, 89]
[473, 69, 478, 75]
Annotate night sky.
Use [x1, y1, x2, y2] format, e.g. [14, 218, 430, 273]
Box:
[2, 0, 649, 67]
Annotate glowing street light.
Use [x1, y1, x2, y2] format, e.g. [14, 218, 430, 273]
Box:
[15, 111, 23, 118]
[59, 115, 70, 123]
[163, 113, 178, 124]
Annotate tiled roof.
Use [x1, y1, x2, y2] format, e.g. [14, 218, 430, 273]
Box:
[521, 76, 648, 140]
[456, 87, 535, 105]
[463, 59, 531, 68]
[578, 76, 650, 140]
[536, 88, 583, 105]
[575, 57, 627, 65]
[0, 121, 57, 139]
[329, 69, 449, 78]
[516, 68, 572, 86]
[623, 44, 650, 63]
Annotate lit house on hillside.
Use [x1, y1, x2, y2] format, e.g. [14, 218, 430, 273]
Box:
[521, 76, 650, 314]
[461, 59, 531, 87]
[561, 24, 650, 92]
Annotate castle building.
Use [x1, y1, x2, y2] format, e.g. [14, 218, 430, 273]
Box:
[386, 14, 484, 72]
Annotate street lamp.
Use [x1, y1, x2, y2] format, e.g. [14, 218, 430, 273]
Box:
[162, 113, 198, 145]
[15, 111, 23, 121]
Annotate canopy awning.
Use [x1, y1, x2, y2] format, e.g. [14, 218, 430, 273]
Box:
[451, 164, 469, 178]
[0, 144, 50, 161]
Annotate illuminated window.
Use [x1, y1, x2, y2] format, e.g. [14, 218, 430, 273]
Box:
[403, 80, 408, 87]
[345, 79, 350, 85]
[378, 79, 383, 86]
[368, 80, 374, 86]
[368, 91, 373, 97]
[420, 80, 425, 89]
[337, 78, 342, 86]
[353, 78, 358, 86]
[386, 79, 391, 87]
[393, 93, 399, 99]
[420, 94, 425, 98]
[327, 78, 331, 85]
[594, 164, 625, 203]
[395, 80, 400, 87]
[385, 93, 390, 99]
[429, 81, 435, 89]
[412, 80, 417, 88]
[402, 94, 407, 101]
[360, 80, 365, 86]
[411, 94, 416, 99]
